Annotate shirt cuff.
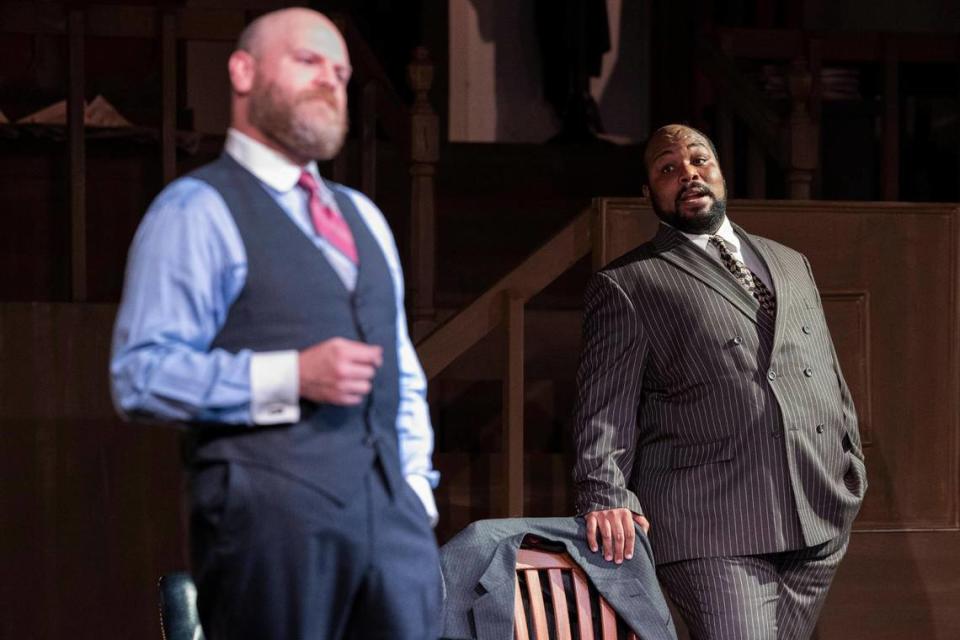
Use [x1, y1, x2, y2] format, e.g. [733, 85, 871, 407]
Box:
[406, 474, 439, 528]
[250, 350, 300, 425]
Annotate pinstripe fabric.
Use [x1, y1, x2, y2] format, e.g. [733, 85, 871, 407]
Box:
[572, 222, 866, 565]
[656, 531, 849, 639]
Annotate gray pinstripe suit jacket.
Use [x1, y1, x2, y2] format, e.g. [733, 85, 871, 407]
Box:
[438, 518, 677, 640]
[573, 221, 867, 565]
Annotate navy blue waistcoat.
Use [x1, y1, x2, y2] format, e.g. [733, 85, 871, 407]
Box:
[184, 154, 403, 502]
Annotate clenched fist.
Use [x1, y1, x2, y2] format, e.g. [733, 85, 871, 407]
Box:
[298, 338, 383, 405]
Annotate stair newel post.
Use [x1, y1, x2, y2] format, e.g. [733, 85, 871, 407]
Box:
[408, 46, 439, 337]
[67, 7, 87, 303]
[786, 57, 819, 199]
[503, 291, 525, 517]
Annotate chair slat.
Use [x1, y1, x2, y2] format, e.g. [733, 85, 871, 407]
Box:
[526, 570, 550, 640]
[517, 548, 577, 570]
[571, 567, 595, 640]
[513, 572, 530, 640]
[547, 568, 572, 640]
[599, 597, 617, 640]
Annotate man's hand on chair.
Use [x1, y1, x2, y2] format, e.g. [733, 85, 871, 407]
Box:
[584, 508, 651, 564]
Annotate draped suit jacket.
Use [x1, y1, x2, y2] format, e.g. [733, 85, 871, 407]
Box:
[438, 517, 677, 640]
[573, 222, 867, 565]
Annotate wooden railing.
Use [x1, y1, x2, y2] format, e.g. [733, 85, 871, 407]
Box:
[0, 3, 439, 314]
[334, 17, 440, 328]
[698, 28, 960, 201]
[417, 209, 592, 516]
[697, 39, 818, 200]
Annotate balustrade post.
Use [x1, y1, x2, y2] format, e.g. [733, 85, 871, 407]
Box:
[68, 8, 86, 302]
[503, 291, 525, 517]
[360, 81, 377, 199]
[786, 57, 818, 199]
[882, 38, 900, 201]
[407, 46, 438, 338]
[160, 9, 177, 186]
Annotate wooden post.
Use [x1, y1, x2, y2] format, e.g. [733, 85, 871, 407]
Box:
[160, 9, 177, 185]
[882, 38, 900, 201]
[67, 8, 86, 302]
[718, 102, 736, 190]
[408, 46, 439, 336]
[716, 33, 735, 190]
[503, 291, 524, 517]
[360, 81, 377, 200]
[747, 136, 766, 199]
[786, 57, 818, 200]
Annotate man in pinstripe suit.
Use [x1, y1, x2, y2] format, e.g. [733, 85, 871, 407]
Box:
[573, 124, 867, 638]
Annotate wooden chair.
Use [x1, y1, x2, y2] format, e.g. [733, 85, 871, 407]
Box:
[514, 548, 639, 640]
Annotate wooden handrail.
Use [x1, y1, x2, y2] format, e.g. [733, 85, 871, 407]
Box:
[714, 27, 960, 63]
[416, 209, 592, 379]
[416, 208, 591, 517]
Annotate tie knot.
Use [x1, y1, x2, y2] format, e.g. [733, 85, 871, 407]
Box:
[297, 170, 320, 195]
[708, 235, 731, 254]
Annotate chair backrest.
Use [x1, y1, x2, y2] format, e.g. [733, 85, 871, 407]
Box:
[514, 548, 638, 640]
[158, 573, 205, 640]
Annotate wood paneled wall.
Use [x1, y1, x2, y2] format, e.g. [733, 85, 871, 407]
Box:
[0, 303, 186, 640]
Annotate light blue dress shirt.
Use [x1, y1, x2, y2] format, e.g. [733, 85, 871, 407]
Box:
[110, 129, 439, 520]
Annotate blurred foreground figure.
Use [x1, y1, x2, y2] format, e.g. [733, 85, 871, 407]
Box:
[110, 8, 441, 639]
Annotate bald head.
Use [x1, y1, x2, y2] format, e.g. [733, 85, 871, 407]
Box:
[236, 8, 345, 60]
[228, 7, 351, 165]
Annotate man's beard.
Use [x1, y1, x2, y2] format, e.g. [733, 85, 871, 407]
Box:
[651, 182, 727, 235]
[248, 80, 347, 162]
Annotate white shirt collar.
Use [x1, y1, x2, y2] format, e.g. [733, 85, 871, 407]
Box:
[676, 216, 740, 254]
[224, 128, 322, 193]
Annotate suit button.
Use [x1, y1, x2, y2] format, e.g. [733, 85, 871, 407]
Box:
[732, 336, 743, 345]
[803, 367, 814, 377]
[816, 424, 824, 434]
[767, 370, 777, 381]
[802, 325, 812, 335]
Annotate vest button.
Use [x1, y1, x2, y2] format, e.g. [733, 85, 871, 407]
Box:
[816, 424, 824, 434]
[802, 325, 812, 335]
[767, 370, 777, 381]
[732, 336, 743, 345]
[803, 367, 814, 377]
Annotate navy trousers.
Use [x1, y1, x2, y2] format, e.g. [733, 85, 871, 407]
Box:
[189, 461, 442, 640]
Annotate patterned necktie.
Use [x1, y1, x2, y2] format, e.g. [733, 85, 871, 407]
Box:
[708, 235, 776, 317]
[297, 171, 358, 264]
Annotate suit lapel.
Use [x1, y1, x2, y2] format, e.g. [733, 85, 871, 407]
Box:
[472, 537, 524, 640]
[652, 224, 763, 326]
[735, 224, 787, 344]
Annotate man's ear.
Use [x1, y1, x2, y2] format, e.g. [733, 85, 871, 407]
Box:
[228, 50, 256, 95]
[642, 184, 650, 199]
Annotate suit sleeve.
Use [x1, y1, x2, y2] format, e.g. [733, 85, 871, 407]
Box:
[573, 271, 648, 516]
[802, 255, 863, 461]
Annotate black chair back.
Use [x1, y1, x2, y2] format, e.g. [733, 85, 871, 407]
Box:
[158, 573, 205, 640]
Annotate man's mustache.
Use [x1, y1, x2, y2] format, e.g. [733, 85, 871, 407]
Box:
[296, 90, 338, 110]
[677, 183, 715, 203]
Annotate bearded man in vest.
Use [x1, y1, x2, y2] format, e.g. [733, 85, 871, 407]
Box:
[110, 8, 441, 639]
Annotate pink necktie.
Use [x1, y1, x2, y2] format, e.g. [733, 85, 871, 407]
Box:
[297, 171, 358, 264]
